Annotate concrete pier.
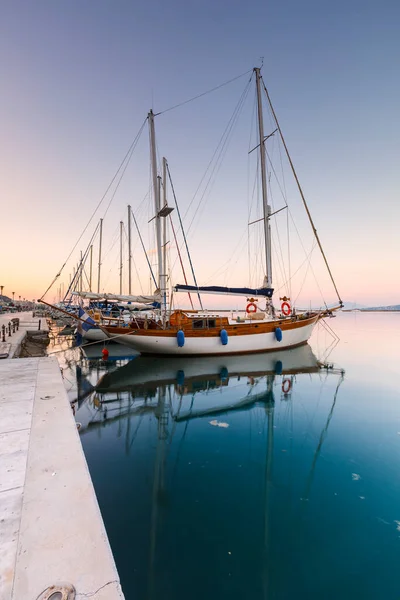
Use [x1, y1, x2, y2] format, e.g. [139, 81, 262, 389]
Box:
[0, 311, 49, 359]
[0, 314, 124, 599]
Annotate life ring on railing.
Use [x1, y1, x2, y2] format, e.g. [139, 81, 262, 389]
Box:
[246, 302, 257, 314]
[282, 378, 292, 394]
[281, 301, 291, 316]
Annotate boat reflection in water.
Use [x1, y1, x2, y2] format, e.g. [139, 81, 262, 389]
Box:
[76, 344, 324, 430]
[75, 344, 344, 600]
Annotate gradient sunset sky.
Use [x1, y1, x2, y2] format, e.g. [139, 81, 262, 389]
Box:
[1, 0, 399, 307]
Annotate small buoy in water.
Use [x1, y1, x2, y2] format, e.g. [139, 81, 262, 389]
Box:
[102, 347, 109, 360]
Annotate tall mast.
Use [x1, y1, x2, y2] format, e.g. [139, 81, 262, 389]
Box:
[80, 251, 83, 292]
[97, 218, 103, 293]
[119, 220, 123, 295]
[89, 245, 93, 292]
[162, 158, 168, 318]
[128, 205, 132, 295]
[148, 110, 163, 291]
[255, 67, 272, 290]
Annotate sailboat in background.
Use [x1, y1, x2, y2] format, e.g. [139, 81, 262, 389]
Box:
[101, 67, 342, 356]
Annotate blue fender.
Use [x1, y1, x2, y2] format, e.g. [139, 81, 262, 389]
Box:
[220, 366, 229, 381]
[275, 360, 283, 375]
[275, 327, 283, 342]
[177, 330, 185, 347]
[220, 329, 228, 345]
[176, 370, 185, 386]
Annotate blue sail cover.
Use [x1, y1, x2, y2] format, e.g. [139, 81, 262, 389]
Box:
[174, 284, 274, 298]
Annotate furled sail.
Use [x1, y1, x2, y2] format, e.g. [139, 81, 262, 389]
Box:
[71, 291, 161, 303]
[173, 285, 273, 298]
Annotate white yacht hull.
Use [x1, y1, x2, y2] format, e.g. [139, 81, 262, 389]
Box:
[82, 328, 108, 342]
[108, 319, 317, 356]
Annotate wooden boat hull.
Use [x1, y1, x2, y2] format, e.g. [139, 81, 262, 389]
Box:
[102, 314, 319, 356]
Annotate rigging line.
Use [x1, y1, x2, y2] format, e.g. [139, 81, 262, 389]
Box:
[276, 122, 289, 203]
[101, 226, 120, 266]
[247, 87, 258, 285]
[301, 374, 344, 502]
[247, 85, 258, 219]
[131, 250, 145, 296]
[285, 205, 328, 308]
[262, 79, 343, 306]
[102, 222, 120, 261]
[293, 241, 317, 305]
[248, 154, 260, 287]
[167, 162, 203, 309]
[130, 207, 158, 290]
[63, 223, 100, 301]
[265, 148, 288, 206]
[294, 230, 329, 309]
[168, 214, 195, 310]
[154, 68, 253, 116]
[186, 78, 253, 239]
[102, 122, 146, 223]
[182, 91, 253, 278]
[122, 221, 143, 292]
[204, 227, 248, 284]
[287, 208, 292, 300]
[40, 117, 147, 300]
[273, 240, 317, 294]
[101, 252, 120, 290]
[271, 211, 288, 291]
[266, 163, 289, 289]
[182, 74, 253, 225]
[271, 233, 287, 292]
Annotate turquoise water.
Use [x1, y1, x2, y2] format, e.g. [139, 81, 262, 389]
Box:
[68, 313, 400, 600]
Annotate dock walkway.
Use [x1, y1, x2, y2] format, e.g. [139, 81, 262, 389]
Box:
[0, 311, 48, 359]
[0, 313, 124, 599]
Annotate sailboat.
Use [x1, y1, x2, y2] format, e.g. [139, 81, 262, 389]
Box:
[101, 67, 342, 356]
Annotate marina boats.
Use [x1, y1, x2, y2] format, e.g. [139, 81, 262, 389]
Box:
[101, 67, 342, 356]
[73, 291, 161, 342]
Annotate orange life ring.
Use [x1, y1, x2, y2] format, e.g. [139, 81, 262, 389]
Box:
[281, 301, 291, 316]
[246, 302, 257, 314]
[282, 378, 292, 394]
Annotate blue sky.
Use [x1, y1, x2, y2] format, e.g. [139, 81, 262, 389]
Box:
[1, 0, 399, 305]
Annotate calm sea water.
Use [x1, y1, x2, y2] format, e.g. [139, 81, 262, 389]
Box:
[53, 313, 400, 600]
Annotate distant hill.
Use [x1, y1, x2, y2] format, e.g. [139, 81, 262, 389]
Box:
[342, 301, 400, 312]
[342, 302, 367, 310]
[0, 295, 12, 303]
[360, 304, 400, 311]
